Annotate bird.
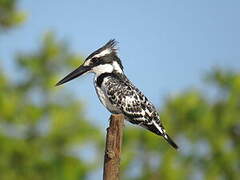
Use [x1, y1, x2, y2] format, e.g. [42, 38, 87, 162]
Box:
[56, 39, 178, 150]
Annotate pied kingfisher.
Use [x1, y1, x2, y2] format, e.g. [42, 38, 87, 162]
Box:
[56, 40, 178, 149]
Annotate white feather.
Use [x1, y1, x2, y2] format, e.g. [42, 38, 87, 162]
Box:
[94, 77, 121, 114]
[93, 48, 111, 58]
[92, 64, 113, 75]
[112, 61, 123, 73]
[152, 120, 163, 134]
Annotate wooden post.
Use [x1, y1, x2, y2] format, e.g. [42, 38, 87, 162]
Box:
[103, 114, 124, 180]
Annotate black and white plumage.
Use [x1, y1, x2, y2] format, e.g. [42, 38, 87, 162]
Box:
[56, 40, 178, 149]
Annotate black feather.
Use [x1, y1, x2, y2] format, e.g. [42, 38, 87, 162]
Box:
[86, 39, 118, 60]
[144, 123, 179, 150]
[163, 134, 179, 150]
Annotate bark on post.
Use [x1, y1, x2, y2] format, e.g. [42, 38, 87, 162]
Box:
[103, 114, 124, 180]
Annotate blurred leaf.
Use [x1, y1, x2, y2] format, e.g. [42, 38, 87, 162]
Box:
[122, 68, 240, 179]
[0, 32, 102, 180]
[0, 0, 27, 30]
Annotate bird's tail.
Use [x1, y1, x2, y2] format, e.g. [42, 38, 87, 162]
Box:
[162, 133, 179, 150]
[148, 121, 179, 150]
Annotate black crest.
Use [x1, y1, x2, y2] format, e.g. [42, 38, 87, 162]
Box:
[102, 39, 118, 52]
[86, 39, 124, 70]
[86, 39, 118, 60]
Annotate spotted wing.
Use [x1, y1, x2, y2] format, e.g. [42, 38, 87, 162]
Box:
[103, 73, 179, 149]
[104, 74, 160, 125]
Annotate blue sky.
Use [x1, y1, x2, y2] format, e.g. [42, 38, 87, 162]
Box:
[1, 0, 240, 127]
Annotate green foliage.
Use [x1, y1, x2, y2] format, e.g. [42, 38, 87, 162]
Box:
[0, 2, 102, 179]
[0, 0, 26, 30]
[1, 1, 239, 179]
[121, 68, 240, 180]
[0, 32, 102, 179]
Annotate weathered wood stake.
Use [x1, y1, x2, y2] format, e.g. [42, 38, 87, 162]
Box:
[103, 114, 124, 180]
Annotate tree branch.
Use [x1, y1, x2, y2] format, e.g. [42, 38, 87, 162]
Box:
[103, 114, 124, 180]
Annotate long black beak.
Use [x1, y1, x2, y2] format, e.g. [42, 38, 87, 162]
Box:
[56, 65, 91, 86]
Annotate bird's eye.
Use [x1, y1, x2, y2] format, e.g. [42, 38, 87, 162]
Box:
[91, 57, 98, 64]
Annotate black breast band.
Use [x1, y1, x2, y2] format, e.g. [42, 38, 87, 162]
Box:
[96, 73, 112, 87]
